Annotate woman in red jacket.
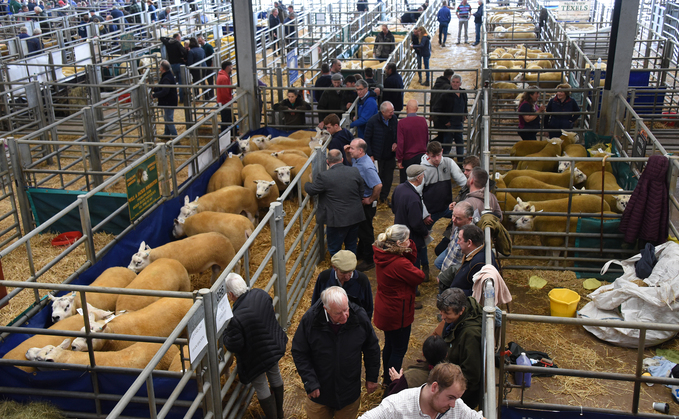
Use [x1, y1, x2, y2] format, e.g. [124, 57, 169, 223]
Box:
[373, 224, 425, 386]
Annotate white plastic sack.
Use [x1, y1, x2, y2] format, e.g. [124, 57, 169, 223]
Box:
[578, 241, 679, 348]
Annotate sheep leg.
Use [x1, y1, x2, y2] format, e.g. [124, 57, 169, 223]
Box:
[548, 250, 561, 267]
[211, 265, 222, 284]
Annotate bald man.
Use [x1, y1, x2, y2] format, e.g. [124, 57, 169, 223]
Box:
[396, 99, 429, 183]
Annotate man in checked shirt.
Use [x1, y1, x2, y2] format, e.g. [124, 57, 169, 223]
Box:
[434, 201, 474, 294]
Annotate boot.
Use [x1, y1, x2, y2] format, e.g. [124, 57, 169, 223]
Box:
[271, 385, 285, 419]
[258, 395, 277, 419]
[422, 265, 430, 282]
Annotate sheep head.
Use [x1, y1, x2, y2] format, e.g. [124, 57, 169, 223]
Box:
[251, 135, 271, 148]
[573, 167, 587, 184]
[615, 191, 630, 211]
[172, 217, 186, 238]
[237, 138, 255, 153]
[274, 166, 294, 185]
[71, 321, 108, 351]
[515, 214, 535, 230]
[509, 197, 532, 223]
[128, 241, 152, 272]
[560, 130, 580, 144]
[177, 196, 199, 224]
[253, 180, 276, 199]
[27, 338, 71, 363]
[310, 128, 331, 148]
[49, 292, 76, 323]
[558, 160, 571, 173]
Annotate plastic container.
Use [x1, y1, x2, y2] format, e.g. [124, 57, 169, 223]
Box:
[51, 231, 83, 247]
[548, 288, 580, 317]
[515, 352, 532, 387]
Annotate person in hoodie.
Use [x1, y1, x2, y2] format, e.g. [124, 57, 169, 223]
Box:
[273, 89, 311, 126]
[459, 166, 502, 221]
[421, 141, 467, 227]
[216, 60, 234, 135]
[434, 287, 483, 409]
[385, 335, 450, 396]
[372, 224, 425, 387]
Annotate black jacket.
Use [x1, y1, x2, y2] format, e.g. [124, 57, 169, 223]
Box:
[382, 72, 404, 112]
[153, 70, 178, 106]
[431, 76, 452, 120]
[222, 289, 288, 384]
[314, 74, 333, 102]
[435, 88, 468, 124]
[311, 269, 373, 319]
[473, 3, 483, 23]
[327, 128, 354, 166]
[273, 96, 311, 126]
[291, 300, 380, 410]
[364, 113, 398, 160]
[160, 36, 186, 65]
[391, 181, 429, 249]
[304, 163, 365, 227]
[318, 89, 345, 121]
[268, 13, 281, 31]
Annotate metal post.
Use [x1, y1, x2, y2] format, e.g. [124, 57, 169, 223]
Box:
[77, 195, 97, 265]
[82, 107, 105, 187]
[232, 0, 261, 131]
[269, 202, 289, 328]
[7, 138, 35, 234]
[198, 288, 223, 419]
[133, 85, 154, 143]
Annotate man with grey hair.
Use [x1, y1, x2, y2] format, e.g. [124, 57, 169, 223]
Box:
[27, 28, 43, 55]
[364, 100, 398, 203]
[304, 148, 365, 256]
[435, 74, 468, 160]
[292, 286, 380, 419]
[152, 60, 178, 136]
[349, 79, 378, 139]
[222, 273, 288, 419]
[435, 200, 474, 291]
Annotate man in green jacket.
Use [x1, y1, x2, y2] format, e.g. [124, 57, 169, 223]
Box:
[10, 0, 22, 14]
[436, 287, 483, 409]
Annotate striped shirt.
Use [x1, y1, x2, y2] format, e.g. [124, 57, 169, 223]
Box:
[457, 3, 472, 20]
[441, 226, 464, 272]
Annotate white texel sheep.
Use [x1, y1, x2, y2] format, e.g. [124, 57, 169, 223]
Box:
[508, 195, 611, 223]
[118, 258, 190, 313]
[49, 267, 137, 322]
[207, 152, 244, 193]
[29, 339, 179, 370]
[71, 297, 193, 351]
[176, 186, 259, 225]
[127, 233, 235, 284]
[241, 163, 279, 208]
[242, 153, 294, 191]
[502, 167, 587, 188]
[585, 171, 630, 213]
[172, 211, 254, 252]
[507, 176, 574, 201]
[237, 137, 261, 153]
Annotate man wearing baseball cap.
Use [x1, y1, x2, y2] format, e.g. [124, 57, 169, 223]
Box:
[310, 250, 374, 319]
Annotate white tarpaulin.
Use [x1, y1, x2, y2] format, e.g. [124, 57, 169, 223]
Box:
[578, 241, 679, 348]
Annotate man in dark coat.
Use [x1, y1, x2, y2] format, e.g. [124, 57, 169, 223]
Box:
[292, 286, 380, 419]
[317, 73, 345, 121]
[431, 69, 454, 146]
[304, 149, 365, 255]
[223, 273, 287, 419]
[364, 100, 398, 203]
[433, 74, 468, 159]
[391, 164, 431, 272]
[160, 33, 187, 101]
[322, 114, 353, 166]
[311, 250, 373, 319]
[314, 63, 333, 102]
[382, 62, 404, 113]
[268, 8, 282, 55]
[152, 60, 178, 136]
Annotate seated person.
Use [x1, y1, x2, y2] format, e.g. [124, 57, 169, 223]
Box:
[385, 335, 449, 397]
[438, 224, 497, 296]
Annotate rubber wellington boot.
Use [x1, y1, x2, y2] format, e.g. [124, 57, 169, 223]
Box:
[258, 395, 278, 419]
[271, 385, 285, 418]
[422, 265, 430, 282]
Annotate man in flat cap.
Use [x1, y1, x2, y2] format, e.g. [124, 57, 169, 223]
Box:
[391, 164, 431, 280]
[317, 73, 345, 122]
[310, 250, 374, 319]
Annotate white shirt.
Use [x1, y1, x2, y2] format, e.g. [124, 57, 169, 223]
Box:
[358, 386, 483, 419]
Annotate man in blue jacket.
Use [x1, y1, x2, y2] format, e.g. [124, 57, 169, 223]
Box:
[437, 0, 452, 47]
[349, 80, 378, 139]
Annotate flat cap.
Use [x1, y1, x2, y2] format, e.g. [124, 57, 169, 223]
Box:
[331, 250, 357, 272]
[331, 73, 343, 81]
[406, 164, 425, 177]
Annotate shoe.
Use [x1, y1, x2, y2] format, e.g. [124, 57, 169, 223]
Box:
[356, 260, 375, 272]
[442, 43, 446, 47]
[258, 395, 277, 419]
[422, 265, 430, 282]
[418, 78, 422, 84]
[465, 41, 469, 44]
[271, 385, 285, 419]
[456, 41, 461, 45]
[414, 301, 423, 310]
[472, 42, 479, 46]
[422, 80, 430, 86]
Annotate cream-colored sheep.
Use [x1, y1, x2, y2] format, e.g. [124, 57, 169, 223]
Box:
[176, 186, 259, 224]
[507, 176, 574, 201]
[492, 82, 519, 99]
[71, 298, 192, 351]
[169, 346, 189, 372]
[241, 163, 280, 208]
[274, 152, 312, 185]
[270, 149, 309, 158]
[31, 339, 178, 370]
[242, 153, 294, 190]
[558, 159, 613, 177]
[509, 195, 611, 223]
[172, 211, 254, 251]
[237, 137, 260, 153]
[48, 267, 137, 322]
[207, 152, 244, 193]
[516, 138, 563, 172]
[510, 139, 547, 157]
[562, 144, 587, 158]
[502, 167, 586, 187]
[585, 171, 629, 213]
[4, 314, 93, 372]
[118, 258, 190, 312]
[127, 233, 235, 282]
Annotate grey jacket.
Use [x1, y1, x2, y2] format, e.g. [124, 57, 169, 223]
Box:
[304, 163, 366, 227]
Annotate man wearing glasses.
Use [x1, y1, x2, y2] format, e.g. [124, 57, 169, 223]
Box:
[350, 80, 378, 139]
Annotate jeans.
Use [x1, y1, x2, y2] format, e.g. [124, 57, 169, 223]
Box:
[163, 107, 177, 136]
[416, 55, 430, 82]
[382, 325, 412, 385]
[451, 122, 464, 162]
[458, 20, 469, 42]
[438, 23, 449, 44]
[326, 224, 359, 256]
[250, 363, 284, 399]
[357, 204, 376, 262]
[170, 63, 184, 103]
[434, 248, 447, 270]
[475, 21, 482, 44]
[429, 208, 452, 228]
[376, 157, 396, 202]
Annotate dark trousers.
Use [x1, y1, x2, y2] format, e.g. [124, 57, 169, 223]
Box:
[518, 130, 538, 141]
[326, 224, 359, 256]
[204, 72, 214, 99]
[399, 154, 424, 184]
[439, 23, 449, 44]
[433, 119, 452, 155]
[450, 122, 464, 163]
[170, 63, 184, 103]
[415, 243, 428, 270]
[377, 157, 396, 201]
[357, 204, 376, 262]
[382, 325, 412, 385]
[220, 108, 235, 135]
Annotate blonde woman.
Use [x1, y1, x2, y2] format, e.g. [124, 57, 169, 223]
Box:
[372, 224, 425, 386]
[411, 26, 431, 85]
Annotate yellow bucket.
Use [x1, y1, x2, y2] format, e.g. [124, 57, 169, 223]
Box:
[548, 288, 580, 317]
